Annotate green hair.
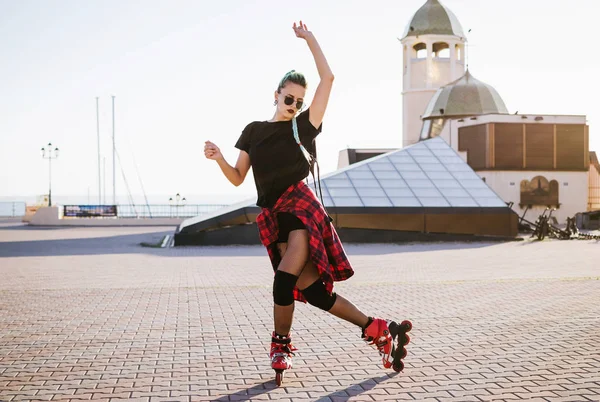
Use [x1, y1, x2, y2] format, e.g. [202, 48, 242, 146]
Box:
[277, 70, 307, 93]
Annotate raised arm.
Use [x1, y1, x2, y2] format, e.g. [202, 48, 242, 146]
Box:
[204, 141, 251, 187]
[293, 21, 334, 129]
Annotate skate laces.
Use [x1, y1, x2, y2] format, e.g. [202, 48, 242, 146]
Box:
[271, 334, 297, 357]
[271, 342, 296, 357]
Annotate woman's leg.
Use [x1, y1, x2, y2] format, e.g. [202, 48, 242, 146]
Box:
[273, 229, 309, 336]
[297, 261, 411, 371]
[297, 262, 369, 328]
[328, 295, 370, 328]
[288, 234, 411, 372]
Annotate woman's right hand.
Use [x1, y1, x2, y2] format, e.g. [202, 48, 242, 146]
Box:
[204, 141, 223, 160]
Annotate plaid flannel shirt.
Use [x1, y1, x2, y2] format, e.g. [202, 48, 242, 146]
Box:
[256, 181, 354, 302]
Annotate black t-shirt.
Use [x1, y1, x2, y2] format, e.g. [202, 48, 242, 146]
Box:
[235, 108, 322, 208]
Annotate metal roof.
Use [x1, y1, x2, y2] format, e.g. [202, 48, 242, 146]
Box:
[402, 0, 465, 39]
[422, 70, 509, 119]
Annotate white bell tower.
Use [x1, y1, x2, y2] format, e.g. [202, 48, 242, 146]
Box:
[401, 0, 467, 148]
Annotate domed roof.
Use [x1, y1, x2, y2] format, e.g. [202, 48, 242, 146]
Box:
[422, 70, 509, 119]
[402, 0, 465, 39]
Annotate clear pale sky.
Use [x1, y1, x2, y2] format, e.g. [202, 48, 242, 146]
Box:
[1, 0, 598, 205]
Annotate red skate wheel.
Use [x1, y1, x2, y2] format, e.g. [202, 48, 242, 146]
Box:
[403, 334, 411, 345]
[275, 370, 284, 386]
[401, 320, 412, 332]
[393, 360, 404, 373]
[399, 347, 407, 359]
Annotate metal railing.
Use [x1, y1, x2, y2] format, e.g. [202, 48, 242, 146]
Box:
[0, 202, 227, 219]
[0, 202, 26, 217]
[116, 204, 227, 218]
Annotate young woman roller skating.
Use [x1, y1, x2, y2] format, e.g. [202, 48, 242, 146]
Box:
[204, 21, 411, 386]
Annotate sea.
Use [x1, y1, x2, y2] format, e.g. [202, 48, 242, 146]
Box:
[0, 193, 255, 218]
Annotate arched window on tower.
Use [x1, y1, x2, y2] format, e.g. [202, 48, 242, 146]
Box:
[433, 42, 450, 58]
[413, 42, 427, 59]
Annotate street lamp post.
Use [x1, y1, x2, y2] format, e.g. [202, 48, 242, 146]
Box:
[169, 193, 186, 218]
[41, 143, 59, 207]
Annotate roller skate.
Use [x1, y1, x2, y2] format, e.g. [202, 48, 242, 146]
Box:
[270, 332, 296, 386]
[362, 318, 412, 372]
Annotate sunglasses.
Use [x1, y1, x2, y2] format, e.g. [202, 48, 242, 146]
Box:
[283, 95, 303, 110]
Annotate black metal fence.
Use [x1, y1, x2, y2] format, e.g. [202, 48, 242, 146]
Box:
[0, 202, 26, 217]
[0, 202, 226, 219]
[116, 204, 227, 218]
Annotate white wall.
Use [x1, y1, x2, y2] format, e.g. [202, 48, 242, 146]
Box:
[410, 60, 428, 89]
[589, 163, 600, 211]
[478, 171, 588, 224]
[337, 150, 350, 169]
[403, 90, 437, 147]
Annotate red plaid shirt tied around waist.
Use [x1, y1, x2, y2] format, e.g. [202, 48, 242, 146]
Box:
[256, 181, 354, 302]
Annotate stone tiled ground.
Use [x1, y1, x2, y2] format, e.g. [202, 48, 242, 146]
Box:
[1, 219, 599, 401]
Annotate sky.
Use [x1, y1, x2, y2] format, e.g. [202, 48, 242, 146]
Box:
[1, 0, 599, 206]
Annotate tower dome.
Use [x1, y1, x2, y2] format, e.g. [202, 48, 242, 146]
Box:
[402, 0, 465, 39]
[422, 70, 508, 119]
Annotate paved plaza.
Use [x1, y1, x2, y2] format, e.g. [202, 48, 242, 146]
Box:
[0, 219, 599, 401]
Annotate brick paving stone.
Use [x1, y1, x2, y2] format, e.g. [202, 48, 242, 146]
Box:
[478, 394, 521, 401]
[380, 397, 416, 402]
[1, 224, 600, 401]
[108, 399, 149, 402]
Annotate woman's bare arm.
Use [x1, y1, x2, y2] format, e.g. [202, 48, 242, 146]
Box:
[204, 141, 251, 187]
[293, 21, 334, 129]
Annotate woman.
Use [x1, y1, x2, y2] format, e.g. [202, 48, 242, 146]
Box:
[204, 21, 411, 383]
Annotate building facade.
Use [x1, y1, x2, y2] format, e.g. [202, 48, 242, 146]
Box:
[406, 0, 596, 223]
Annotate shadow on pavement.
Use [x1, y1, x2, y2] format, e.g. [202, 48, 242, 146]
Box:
[211, 380, 276, 402]
[0, 224, 72, 231]
[212, 373, 395, 402]
[0, 230, 174, 257]
[313, 374, 397, 401]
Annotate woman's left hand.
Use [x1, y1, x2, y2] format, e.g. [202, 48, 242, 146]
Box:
[293, 20, 313, 40]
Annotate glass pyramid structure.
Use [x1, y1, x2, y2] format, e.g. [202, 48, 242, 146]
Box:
[312, 136, 506, 208]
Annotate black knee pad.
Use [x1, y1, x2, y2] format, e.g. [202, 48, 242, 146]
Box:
[302, 280, 337, 311]
[273, 271, 298, 306]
